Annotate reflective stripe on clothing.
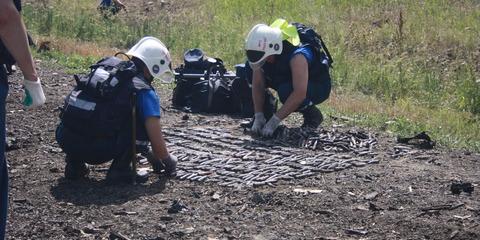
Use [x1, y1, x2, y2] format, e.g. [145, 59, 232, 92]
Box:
[136, 140, 149, 146]
[66, 91, 96, 111]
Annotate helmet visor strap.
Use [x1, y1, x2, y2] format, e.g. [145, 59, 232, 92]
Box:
[249, 58, 266, 70]
[158, 71, 174, 83]
[246, 50, 265, 64]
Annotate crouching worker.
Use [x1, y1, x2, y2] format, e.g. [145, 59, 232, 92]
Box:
[245, 19, 332, 137]
[56, 36, 177, 183]
[98, 0, 126, 15]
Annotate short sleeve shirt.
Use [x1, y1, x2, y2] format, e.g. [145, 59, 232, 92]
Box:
[137, 88, 161, 120]
[290, 45, 314, 64]
[135, 88, 161, 150]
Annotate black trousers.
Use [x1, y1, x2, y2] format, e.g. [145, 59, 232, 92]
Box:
[56, 123, 132, 170]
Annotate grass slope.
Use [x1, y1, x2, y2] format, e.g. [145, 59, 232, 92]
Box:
[22, 0, 480, 151]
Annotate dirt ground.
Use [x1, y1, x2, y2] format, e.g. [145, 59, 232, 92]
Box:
[4, 56, 480, 240]
[7, 1, 480, 239]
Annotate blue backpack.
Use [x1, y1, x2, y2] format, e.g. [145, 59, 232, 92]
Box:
[60, 56, 139, 138]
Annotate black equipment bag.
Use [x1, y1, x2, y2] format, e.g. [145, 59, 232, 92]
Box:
[172, 48, 237, 114]
[231, 63, 277, 119]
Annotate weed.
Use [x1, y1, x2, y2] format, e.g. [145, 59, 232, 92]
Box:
[21, 0, 480, 151]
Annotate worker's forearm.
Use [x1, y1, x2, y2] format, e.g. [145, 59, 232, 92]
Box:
[0, 4, 37, 81]
[145, 117, 170, 160]
[252, 75, 266, 113]
[151, 132, 169, 160]
[275, 91, 305, 119]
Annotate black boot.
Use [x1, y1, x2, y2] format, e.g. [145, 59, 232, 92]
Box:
[64, 156, 89, 180]
[106, 151, 135, 184]
[301, 106, 323, 129]
[106, 167, 134, 184]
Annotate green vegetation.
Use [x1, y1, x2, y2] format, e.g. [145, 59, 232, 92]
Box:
[33, 50, 96, 74]
[22, 0, 480, 151]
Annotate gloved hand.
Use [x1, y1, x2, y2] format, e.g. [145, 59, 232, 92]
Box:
[150, 159, 164, 174]
[251, 112, 266, 134]
[150, 154, 177, 177]
[23, 78, 46, 108]
[162, 154, 177, 177]
[261, 114, 281, 137]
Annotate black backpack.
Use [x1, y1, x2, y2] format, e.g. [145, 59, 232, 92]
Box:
[60, 56, 140, 138]
[291, 22, 333, 67]
[172, 48, 238, 114]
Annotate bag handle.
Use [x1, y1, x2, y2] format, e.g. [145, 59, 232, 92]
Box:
[114, 52, 131, 61]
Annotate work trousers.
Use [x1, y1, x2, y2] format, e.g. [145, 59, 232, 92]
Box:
[0, 65, 10, 239]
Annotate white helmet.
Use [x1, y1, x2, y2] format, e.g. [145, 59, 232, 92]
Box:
[245, 24, 283, 69]
[127, 36, 174, 83]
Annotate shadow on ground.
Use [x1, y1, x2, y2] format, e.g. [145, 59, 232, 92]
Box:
[50, 177, 169, 206]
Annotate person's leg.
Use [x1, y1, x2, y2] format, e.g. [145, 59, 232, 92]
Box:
[0, 66, 10, 239]
[106, 149, 133, 184]
[301, 77, 331, 128]
[64, 155, 89, 180]
[303, 71, 332, 108]
[276, 80, 331, 109]
[55, 123, 90, 180]
[276, 75, 331, 128]
[109, 149, 131, 171]
[106, 131, 134, 184]
[56, 123, 119, 180]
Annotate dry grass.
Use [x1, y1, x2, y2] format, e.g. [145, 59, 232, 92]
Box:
[36, 36, 118, 58]
[23, 0, 480, 151]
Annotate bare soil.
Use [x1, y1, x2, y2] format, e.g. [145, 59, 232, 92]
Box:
[4, 58, 480, 240]
[9, 1, 480, 239]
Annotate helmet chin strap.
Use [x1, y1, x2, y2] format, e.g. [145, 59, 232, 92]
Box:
[147, 76, 154, 83]
[142, 66, 154, 83]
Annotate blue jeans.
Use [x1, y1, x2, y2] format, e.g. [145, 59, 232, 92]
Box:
[0, 66, 9, 239]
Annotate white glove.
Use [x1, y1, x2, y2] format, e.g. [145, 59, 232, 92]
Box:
[251, 112, 266, 134]
[261, 114, 281, 137]
[23, 78, 46, 108]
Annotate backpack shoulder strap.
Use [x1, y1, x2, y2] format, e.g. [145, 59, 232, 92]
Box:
[14, 0, 22, 12]
[313, 30, 334, 67]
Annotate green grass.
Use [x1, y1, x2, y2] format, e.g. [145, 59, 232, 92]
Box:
[33, 50, 96, 74]
[22, 0, 480, 151]
[320, 93, 480, 151]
